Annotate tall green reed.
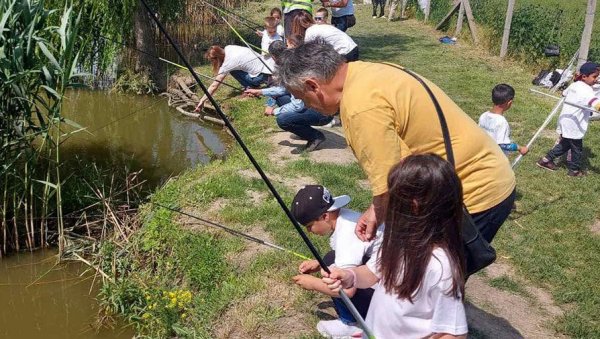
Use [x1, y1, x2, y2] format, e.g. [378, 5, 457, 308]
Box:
[0, 0, 84, 255]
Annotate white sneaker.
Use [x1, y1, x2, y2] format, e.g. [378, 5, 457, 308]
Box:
[372, 15, 377, 19]
[316, 320, 362, 338]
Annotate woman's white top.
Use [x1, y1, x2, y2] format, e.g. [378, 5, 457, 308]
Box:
[218, 45, 274, 77]
[304, 24, 357, 55]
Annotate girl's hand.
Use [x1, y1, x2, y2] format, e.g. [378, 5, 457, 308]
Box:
[255, 30, 263, 37]
[299, 259, 320, 274]
[264, 106, 275, 116]
[321, 267, 353, 291]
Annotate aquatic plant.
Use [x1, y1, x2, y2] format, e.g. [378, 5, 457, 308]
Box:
[0, 0, 84, 254]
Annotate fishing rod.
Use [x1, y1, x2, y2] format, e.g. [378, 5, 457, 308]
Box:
[139, 1, 374, 337]
[512, 97, 566, 168]
[222, 16, 268, 56]
[199, 0, 263, 31]
[98, 35, 243, 92]
[530, 88, 600, 114]
[153, 203, 311, 260]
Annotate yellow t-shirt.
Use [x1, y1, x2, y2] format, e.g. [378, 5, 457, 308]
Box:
[340, 62, 515, 213]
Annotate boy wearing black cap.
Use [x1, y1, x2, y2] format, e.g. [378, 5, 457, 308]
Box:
[290, 185, 382, 338]
[538, 62, 600, 176]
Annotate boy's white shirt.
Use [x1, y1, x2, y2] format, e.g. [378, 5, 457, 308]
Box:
[276, 24, 284, 36]
[558, 81, 599, 139]
[329, 208, 383, 269]
[260, 31, 283, 56]
[304, 24, 357, 55]
[478, 111, 511, 145]
[365, 246, 468, 338]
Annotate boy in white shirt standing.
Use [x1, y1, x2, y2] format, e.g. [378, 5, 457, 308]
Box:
[259, 16, 283, 56]
[538, 62, 600, 177]
[290, 185, 382, 338]
[479, 84, 528, 156]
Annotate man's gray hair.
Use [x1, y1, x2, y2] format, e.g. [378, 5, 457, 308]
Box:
[278, 40, 345, 91]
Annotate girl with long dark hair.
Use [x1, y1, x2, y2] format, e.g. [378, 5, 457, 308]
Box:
[323, 154, 468, 338]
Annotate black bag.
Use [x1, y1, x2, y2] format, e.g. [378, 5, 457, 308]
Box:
[388, 65, 497, 276]
[544, 44, 560, 57]
[532, 69, 550, 85]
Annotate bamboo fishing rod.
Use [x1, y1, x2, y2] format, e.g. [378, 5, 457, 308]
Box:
[139, 1, 375, 337]
[199, 0, 263, 31]
[153, 203, 311, 260]
[98, 35, 243, 91]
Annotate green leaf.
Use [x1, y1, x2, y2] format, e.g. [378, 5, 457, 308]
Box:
[37, 41, 60, 70]
[32, 179, 57, 190]
[40, 85, 60, 99]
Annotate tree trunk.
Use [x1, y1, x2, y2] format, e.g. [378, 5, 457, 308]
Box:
[577, 0, 597, 69]
[134, 0, 166, 91]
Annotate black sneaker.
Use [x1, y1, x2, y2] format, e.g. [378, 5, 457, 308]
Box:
[305, 136, 325, 152]
[537, 158, 557, 171]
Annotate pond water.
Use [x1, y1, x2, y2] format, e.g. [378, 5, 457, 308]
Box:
[0, 90, 230, 338]
[61, 89, 230, 187]
[0, 250, 134, 338]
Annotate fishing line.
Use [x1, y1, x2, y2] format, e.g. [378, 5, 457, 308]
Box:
[138, 1, 374, 337]
[222, 16, 269, 57]
[153, 203, 311, 260]
[199, 0, 263, 31]
[98, 35, 243, 91]
[88, 95, 164, 134]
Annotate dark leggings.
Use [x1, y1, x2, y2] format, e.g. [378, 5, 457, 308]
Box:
[372, 0, 386, 17]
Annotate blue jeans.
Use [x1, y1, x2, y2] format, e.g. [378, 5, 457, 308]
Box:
[229, 70, 268, 88]
[323, 251, 374, 325]
[276, 109, 332, 141]
[331, 15, 355, 32]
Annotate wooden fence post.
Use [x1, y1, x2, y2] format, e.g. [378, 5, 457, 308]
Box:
[500, 0, 516, 58]
[462, 0, 480, 44]
[577, 0, 597, 68]
[455, 1, 465, 37]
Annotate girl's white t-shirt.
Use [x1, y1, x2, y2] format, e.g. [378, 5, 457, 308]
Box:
[304, 24, 357, 55]
[218, 45, 274, 77]
[558, 81, 598, 139]
[365, 247, 468, 339]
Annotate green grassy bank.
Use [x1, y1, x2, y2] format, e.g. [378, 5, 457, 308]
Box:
[99, 2, 600, 338]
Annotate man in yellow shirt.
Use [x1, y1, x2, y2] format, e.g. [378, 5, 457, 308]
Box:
[278, 40, 516, 243]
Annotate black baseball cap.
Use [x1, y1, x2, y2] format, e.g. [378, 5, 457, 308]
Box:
[291, 185, 351, 226]
[580, 62, 600, 76]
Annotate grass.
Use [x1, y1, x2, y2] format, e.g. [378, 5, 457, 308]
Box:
[488, 275, 531, 298]
[100, 1, 600, 338]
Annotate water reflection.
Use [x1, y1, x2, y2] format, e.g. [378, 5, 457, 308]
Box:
[0, 250, 134, 339]
[61, 90, 229, 187]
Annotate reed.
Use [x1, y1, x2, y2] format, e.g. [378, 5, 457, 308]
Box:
[0, 1, 84, 255]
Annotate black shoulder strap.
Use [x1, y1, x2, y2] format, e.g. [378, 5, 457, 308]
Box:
[381, 63, 455, 166]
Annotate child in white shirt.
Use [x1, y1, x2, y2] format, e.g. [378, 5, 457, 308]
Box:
[478, 84, 528, 156]
[290, 185, 383, 338]
[259, 16, 282, 56]
[323, 154, 468, 339]
[538, 62, 600, 177]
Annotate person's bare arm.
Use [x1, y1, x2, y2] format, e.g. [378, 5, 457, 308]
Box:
[293, 274, 357, 297]
[356, 192, 388, 241]
[322, 0, 349, 8]
[195, 73, 226, 111]
[322, 265, 379, 290]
